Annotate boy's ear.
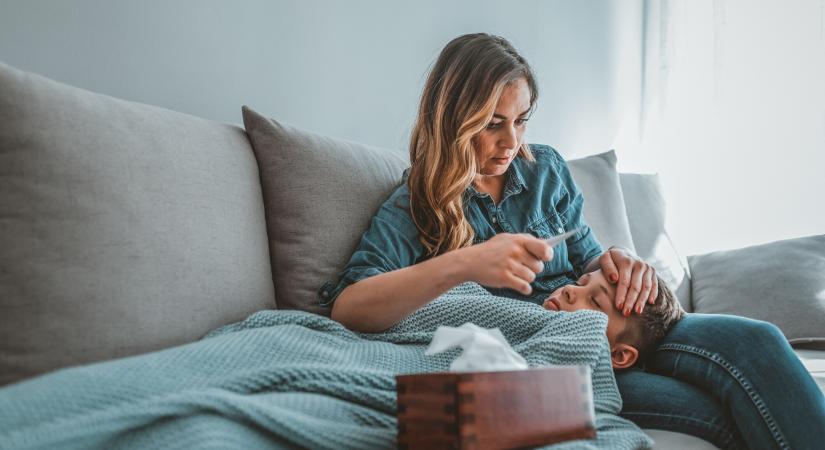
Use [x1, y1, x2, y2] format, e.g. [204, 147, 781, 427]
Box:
[610, 344, 639, 369]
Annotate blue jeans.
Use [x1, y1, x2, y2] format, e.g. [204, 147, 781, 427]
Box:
[616, 314, 825, 450]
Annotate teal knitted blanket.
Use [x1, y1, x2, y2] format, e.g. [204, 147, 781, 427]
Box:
[0, 282, 652, 449]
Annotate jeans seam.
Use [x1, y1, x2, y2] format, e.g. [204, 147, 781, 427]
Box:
[621, 411, 737, 448]
[657, 343, 790, 450]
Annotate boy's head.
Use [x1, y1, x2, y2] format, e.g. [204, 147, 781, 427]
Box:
[543, 269, 684, 369]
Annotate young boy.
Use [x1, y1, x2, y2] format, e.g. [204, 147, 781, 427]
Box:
[543, 270, 684, 369]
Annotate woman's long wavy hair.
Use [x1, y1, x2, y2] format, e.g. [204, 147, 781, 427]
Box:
[407, 33, 539, 259]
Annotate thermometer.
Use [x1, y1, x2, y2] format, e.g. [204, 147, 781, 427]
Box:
[543, 226, 582, 248]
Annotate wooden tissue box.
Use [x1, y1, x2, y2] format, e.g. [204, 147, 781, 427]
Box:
[396, 366, 596, 450]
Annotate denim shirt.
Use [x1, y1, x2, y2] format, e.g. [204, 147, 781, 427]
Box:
[317, 143, 604, 307]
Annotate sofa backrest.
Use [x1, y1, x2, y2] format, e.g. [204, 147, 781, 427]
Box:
[619, 173, 692, 311]
[0, 63, 276, 386]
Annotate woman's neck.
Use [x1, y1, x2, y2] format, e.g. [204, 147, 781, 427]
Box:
[473, 174, 505, 204]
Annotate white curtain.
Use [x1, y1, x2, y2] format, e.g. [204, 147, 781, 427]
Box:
[617, 0, 825, 255]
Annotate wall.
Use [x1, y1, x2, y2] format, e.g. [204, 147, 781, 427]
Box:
[0, 0, 639, 157]
[628, 0, 825, 255]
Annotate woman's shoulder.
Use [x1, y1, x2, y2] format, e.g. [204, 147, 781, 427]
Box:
[518, 143, 571, 183]
[526, 143, 567, 168]
[516, 144, 581, 209]
[376, 169, 413, 221]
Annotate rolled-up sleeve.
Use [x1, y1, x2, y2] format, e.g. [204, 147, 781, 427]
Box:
[550, 151, 604, 276]
[566, 221, 603, 277]
[318, 185, 424, 307]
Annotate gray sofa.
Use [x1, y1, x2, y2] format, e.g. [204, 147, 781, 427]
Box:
[1, 62, 822, 449]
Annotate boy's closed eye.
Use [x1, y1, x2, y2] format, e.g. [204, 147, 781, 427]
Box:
[570, 279, 600, 310]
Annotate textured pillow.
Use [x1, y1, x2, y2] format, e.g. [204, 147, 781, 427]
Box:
[566, 150, 636, 253]
[0, 63, 275, 385]
[620, 173, 692, 311]
[242, 106, 409, 316]
[689, 235, 825, 343]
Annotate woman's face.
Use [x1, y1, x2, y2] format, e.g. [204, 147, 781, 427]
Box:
[474, 77, 532, 178]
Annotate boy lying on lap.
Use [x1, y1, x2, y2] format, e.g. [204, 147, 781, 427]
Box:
[543, 270, 685, 369]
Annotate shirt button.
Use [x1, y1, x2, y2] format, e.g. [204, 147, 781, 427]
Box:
[492, 217, 497, 224]
[321, 290, 329, 297]
[557, 226, 564, 233]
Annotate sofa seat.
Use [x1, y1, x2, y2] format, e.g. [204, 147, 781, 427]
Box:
[797, 347, 825, 393]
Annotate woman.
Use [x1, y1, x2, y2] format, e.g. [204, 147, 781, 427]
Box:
[322, 33, 825, 449]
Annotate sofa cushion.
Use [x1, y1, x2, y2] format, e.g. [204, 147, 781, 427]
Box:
[619, 173, 692, 311]
[0, 63, 276, 385]
[689, 235, 825, 344]
[644, 430, 720, 450]
[242, 106, 409, 316]
[567, 150, 636, 253]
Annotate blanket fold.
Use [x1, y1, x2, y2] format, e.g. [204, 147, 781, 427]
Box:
[0, 282, 652, 449]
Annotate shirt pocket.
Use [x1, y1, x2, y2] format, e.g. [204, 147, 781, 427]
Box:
[527, 214, 572, 278]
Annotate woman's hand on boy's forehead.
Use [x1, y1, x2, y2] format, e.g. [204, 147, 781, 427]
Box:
[597, 247, 658, 317]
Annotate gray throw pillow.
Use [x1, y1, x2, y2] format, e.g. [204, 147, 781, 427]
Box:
[567, 150, 637, 253]
[620, 173, 692, 311]
[0, 63, 276, 385]
[689, 235, 825, 344]
[242, 106, 409, 316]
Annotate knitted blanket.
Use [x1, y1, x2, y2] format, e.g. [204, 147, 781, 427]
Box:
[0, 282, 652, 449]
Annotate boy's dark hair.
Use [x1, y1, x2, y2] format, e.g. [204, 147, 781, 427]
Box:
[618, 276, 685, 366]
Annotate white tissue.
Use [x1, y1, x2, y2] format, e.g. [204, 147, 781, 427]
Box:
[424, 323, 529, 372]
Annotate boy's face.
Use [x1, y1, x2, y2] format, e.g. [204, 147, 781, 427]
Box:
[543, 269, 638, 368]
